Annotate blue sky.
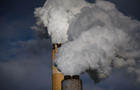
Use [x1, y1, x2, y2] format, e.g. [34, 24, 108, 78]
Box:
[0, 0, 140, 90]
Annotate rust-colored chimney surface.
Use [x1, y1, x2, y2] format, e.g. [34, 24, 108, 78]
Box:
[52, 43, 64, 90]
[62, 75, 83, 90]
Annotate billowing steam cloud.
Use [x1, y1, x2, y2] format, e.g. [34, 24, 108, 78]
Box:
[34, 0, 92, 43]
[34, 0, 140, 82]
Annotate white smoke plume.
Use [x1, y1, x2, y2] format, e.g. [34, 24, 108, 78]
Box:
[34, 0, 92, 43]
[34, 0, 140, 82]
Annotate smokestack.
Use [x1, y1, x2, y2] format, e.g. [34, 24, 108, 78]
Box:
[52, 44, 64, 90]
[62, 75, 82, 90]
[52, 44, 83, 90]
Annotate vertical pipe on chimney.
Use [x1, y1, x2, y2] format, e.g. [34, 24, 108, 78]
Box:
[62, 75, 83, 90]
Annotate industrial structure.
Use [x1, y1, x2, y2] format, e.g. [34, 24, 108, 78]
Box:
[52, 44, 64, 90]
[62, 75, 82, 90]
[52, 44, 82, 90]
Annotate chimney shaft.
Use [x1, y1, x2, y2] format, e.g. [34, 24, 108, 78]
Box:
[52, 43, 64, 90]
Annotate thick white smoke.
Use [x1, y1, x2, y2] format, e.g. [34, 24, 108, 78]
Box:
[34, 0, 92, 43]
[34, 0, 140, 82]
